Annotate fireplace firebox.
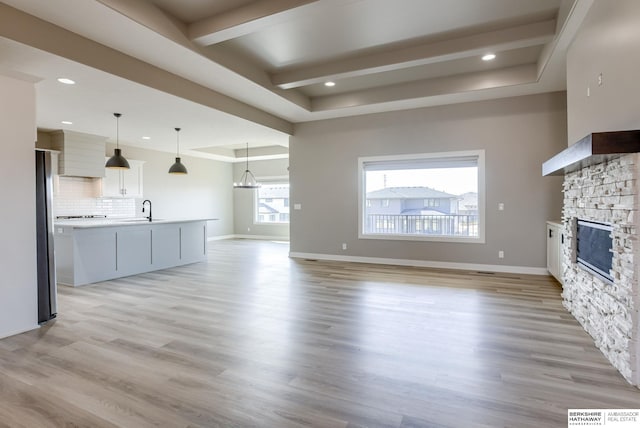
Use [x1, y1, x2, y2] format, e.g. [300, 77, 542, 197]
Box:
[576, 219, 613, 283]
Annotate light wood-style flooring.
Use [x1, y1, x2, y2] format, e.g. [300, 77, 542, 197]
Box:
[0, 239, 638, 427]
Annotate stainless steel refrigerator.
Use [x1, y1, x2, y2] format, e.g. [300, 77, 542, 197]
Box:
[35, 150, 57, 323]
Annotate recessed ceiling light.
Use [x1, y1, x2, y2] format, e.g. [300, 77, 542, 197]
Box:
[61, 121, 73, 125]
[482, 54, 496, 61]
[324, 81, 336, 87]
[142, 136, 151, 140]
[57, 78, 76, 85]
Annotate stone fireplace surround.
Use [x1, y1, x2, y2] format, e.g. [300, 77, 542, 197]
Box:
[561, 153, 639, 386]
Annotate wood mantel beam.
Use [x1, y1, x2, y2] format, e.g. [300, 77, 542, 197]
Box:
[542, 131, 640, 176]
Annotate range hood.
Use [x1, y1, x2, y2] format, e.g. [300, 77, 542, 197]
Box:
[542, 130, 640, 176]
[49, 130, 107, 178]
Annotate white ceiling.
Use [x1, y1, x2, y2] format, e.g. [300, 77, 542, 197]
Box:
[0, 0, 591, 161]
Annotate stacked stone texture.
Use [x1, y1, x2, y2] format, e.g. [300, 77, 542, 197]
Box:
[562, 153, 639, 385]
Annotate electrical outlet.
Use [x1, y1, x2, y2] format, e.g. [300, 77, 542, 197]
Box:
[498, 250, 504, 259]
[247, 227, 251, 232]
[294, 203, 302, 210]
[498, 203, 504, 211]
[598, 73, 603, 86]
[342, 243, 347, 250]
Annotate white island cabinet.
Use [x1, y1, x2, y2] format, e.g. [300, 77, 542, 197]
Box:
[54, 219, 210, 286]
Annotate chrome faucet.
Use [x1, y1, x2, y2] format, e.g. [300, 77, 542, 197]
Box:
[142, 200, 152, 222]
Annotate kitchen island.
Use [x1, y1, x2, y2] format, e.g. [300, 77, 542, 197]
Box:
[54, 218, 213, 286]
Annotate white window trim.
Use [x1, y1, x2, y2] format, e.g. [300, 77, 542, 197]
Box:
[357, 149, 485, 244]
[253, 179, 290, 226]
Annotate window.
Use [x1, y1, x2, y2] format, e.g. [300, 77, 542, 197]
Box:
[255, 183, 290, 224]
[358, 150, 484, 243]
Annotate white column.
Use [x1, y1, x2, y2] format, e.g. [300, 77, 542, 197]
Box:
[0, 73, 38, 338]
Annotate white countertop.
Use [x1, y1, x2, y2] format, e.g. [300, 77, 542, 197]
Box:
[54, 218, 217, 229]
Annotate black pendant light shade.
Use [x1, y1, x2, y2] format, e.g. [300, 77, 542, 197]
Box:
[233, 143, 261, 189]
[105, 148, 129, 169]
[168, 157, 187, 174]
[169, 127, 188, 174]
[105, 113, 130, 169]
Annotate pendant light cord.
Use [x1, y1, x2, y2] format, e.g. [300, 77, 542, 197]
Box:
[176, 128, 181, 156]
[114, 112, 121, 150]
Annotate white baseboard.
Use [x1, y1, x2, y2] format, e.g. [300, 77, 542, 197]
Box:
[232, 234, 290, 241]
[207, 235, 235, 241]
[288, 252, 549, 276]
[208, 234, 290, 242]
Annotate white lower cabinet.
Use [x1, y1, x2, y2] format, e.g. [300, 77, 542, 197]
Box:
[546, 221, 563, 284]
[55, 220, 207, 286]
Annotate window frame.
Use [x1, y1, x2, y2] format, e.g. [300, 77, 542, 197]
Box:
[357, 150, 485, 243]
[254, 179, 290, 226]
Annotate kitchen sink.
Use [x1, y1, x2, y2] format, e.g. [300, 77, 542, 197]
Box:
[118, 218, 164, 223]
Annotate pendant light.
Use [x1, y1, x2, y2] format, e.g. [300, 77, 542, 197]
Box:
[168, 127, 188, 174]
[105, 112, 130, 169]
[233, 143, 261, 189]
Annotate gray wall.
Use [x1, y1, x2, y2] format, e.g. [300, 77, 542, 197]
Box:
[0, 74, 38, 338]
[567, 0, 640, 144]
[107, 144, 234, 238]
[233, 157, 290, 238]
[290, 92, 567, 268]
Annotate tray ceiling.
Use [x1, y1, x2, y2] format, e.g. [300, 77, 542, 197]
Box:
[0, 0, 592, 160]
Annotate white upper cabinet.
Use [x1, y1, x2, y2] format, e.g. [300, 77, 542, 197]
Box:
[101, 159, 144, 198]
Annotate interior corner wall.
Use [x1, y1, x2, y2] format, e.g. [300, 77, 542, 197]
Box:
[289, 92, 567, 269]
[106, 144, 234, 238]
[0, 74, 38, 338]
[566, 0, 640, 145]
[233, 158, 290, 239]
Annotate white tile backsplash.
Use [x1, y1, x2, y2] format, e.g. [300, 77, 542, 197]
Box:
[54, 176, 136, 218]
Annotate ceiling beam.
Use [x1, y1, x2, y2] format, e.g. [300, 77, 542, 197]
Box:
[95, 0, 190, 47]
[99, 0, 313, 112]
[272, 20, 556, 90]
[311, 64, 538, 112]
[189, 0, 320, 46]
[0, 3, 293, 135]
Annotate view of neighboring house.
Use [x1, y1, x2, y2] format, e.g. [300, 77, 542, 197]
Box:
[256, 184, 290, 223]
[457, 192, 479, 216]
[365, 187, 478, 236]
